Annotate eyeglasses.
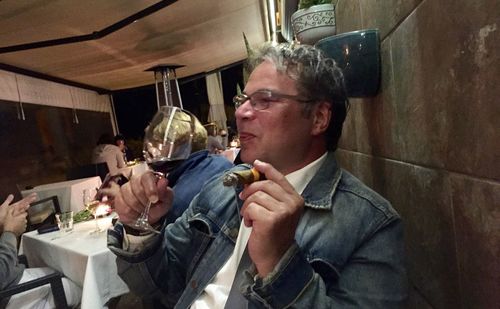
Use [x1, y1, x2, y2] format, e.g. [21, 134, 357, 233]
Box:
[233, 90, 310, 111]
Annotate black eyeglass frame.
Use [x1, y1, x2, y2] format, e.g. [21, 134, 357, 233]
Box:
[233, 89, 311, 111]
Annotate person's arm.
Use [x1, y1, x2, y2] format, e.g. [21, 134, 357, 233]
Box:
[0, 205, 29, 290]
[238, 161, 407, 308]
[242, 220, 407, 308]
[107, 187, 205, 307]
[0, 231, 25, 290]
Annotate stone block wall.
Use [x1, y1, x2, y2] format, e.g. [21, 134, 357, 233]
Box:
[333, 0, 499, 308]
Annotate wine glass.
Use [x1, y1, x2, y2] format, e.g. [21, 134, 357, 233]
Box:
[83, 188, 103, 234]
[134, 106, 196, 233]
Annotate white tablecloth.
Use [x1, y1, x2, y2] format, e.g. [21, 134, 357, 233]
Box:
[20, 216, 129, 309]
[21, 176, 102, 213]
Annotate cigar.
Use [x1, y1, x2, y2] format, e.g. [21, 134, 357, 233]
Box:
[222, 168, 263, 187]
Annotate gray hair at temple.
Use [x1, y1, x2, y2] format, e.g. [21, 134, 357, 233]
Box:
[246, 43, 349, 151]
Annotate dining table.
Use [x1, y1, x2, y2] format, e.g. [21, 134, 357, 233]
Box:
[20, 215, 130, 309]
[21, 176, 102, 213]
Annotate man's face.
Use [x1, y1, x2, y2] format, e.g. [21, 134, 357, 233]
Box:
[116, 140, 125, 151]
[235, 61, 317, 174]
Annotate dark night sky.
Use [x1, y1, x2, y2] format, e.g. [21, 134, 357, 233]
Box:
[112, 63, 243, 141]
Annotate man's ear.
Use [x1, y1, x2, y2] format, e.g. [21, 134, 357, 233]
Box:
[311, 102, 332, 135]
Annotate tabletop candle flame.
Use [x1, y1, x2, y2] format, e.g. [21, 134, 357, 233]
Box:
[86, 200, 110, 217]
[94, 203, 111, 217]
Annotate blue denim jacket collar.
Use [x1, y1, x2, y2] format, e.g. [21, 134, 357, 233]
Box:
[301, 151, 342, 210]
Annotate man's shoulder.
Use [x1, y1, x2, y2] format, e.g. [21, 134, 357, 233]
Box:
[187, 151, 233, 174]
[335, 169, 399, 220]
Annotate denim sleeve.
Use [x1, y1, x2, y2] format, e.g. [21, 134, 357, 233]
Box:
[107, 222, 165, 299]
[108, 206, 199, 307]
[242, 220, 408, 308]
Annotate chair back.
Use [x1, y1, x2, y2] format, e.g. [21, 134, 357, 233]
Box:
[27, 195, 61, 232]
[0, 271, 69, 308]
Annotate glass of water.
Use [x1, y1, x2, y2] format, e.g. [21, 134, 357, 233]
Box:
[56, 211, 74, 232]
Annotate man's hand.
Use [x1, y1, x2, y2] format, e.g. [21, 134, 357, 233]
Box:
[0, 193, 36, 233]
[0, 194, 15, 233]
[11, 193, 37, 216]
[100, 171, 174, 226]
[3, 207, 28, 237]
[239, 160, 305, 277]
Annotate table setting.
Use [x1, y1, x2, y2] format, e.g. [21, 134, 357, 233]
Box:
[20, 214, 130, 309]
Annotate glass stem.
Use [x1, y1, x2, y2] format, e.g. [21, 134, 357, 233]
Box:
[94, 216, 100, 231]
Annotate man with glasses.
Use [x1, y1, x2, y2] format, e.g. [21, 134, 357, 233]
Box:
[107, 43, 407, 308]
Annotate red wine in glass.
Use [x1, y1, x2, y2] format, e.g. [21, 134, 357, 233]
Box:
[135, 106, 196, 233]
[149, 159, 184, 175]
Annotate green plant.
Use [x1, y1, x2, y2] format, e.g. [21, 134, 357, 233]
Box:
[298, 0, 332, 10]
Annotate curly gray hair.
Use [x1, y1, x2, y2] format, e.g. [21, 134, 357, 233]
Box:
[246, 43, 349, 151]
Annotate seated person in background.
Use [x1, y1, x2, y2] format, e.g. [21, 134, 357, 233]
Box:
[92, 133, 126, 175]
[216, 128, 228, 149]
[0, 194, 82, 308]
[206, 125, 225, 154]
[107, 43, 407, 308]
[114, 133, 134, 162]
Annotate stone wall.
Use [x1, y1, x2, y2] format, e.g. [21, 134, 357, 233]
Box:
[334, 0, 499, 308]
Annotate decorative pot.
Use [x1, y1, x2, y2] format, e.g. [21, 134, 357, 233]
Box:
[315, 29, 381, 97]
[291, 3, 336, 45]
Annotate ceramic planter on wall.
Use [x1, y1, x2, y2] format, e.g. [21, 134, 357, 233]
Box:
[291, 3, 336, 45]
[315, 29, 381, 97]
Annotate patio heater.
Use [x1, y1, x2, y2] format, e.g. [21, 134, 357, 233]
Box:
[146, 64, 185, 110]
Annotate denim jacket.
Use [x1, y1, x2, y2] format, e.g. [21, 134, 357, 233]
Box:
[165, 150, 233, 224]
[109, 151, 407, 308]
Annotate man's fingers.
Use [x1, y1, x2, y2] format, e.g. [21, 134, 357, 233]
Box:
[120, 182, 145, 215]
[113, 192, 140, 225]
[1, 194, 14, 208]
[240, 189, 279, 214]
[253, 160, 295, 193]
[144, 172, 161, 203]
[239, 160, 295, 203]
[13, 193, 37, 212]
[242, 202, 272, 228]
[99, 182, 121, 198]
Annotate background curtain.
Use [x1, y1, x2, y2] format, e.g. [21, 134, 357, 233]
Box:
[0, 69, 110, 112]
[205, 71, 227, 137]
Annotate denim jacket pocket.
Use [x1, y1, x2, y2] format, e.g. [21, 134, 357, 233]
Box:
[185, 214, 219, 278]
[309, 258, 340, 283]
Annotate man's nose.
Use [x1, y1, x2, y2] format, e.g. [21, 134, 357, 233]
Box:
[235, 100, 255, 119]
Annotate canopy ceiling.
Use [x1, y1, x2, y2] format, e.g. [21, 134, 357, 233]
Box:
[0, 0, 269, 93]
